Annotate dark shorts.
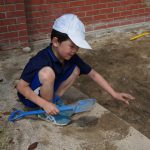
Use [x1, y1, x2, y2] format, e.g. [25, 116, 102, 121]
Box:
[18, 65, 76, 108]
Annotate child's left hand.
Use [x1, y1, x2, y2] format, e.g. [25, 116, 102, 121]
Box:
[113, 92, 135, 105]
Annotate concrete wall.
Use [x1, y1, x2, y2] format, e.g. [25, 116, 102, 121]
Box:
[0, 0, 150, 50]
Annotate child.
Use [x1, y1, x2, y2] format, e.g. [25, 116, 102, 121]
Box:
[17, 14, 135, 125]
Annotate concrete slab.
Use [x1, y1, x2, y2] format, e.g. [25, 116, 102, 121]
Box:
[3, 87, 149, 150]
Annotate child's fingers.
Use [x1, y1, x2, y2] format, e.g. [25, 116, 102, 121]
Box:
[114, 92, 135, 105]
[120, 96, 129, 105]
[122, 93, 135, 100]
[124, 100, 129, 105]
[50, 109, 59, 115]
[126, 94, 135, 100]
[45, 106, 59, 115]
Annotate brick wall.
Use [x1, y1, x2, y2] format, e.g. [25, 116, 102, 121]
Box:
[0, 0, 29, 50]
[0, 0, 150, 50]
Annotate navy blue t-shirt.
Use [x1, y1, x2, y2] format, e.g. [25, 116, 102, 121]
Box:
[20, 45, 92, 85]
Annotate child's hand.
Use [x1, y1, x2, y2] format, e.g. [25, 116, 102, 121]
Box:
[113, 92, 135, 105]
[42, 101, 59, 115]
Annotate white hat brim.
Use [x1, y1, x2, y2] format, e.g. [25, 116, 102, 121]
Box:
[68, 35, 92, 50]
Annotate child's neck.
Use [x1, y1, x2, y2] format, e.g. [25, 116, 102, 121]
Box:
[52, 46, 64, 63]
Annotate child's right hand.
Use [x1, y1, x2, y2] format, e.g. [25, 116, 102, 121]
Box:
[42, 101, 59, 115]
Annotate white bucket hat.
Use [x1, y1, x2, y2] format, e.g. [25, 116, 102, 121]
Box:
[52, 14, 92, 49]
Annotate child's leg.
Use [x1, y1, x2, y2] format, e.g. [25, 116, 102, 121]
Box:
[55, 66, 80, 97]
[18, 66, 79, 108]
[38, 66, 55, 102]
[18, 66, 55, 108]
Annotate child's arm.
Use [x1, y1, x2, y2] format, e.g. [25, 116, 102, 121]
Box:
[88, 69, 135, 104]
[16, 79, 59, 115]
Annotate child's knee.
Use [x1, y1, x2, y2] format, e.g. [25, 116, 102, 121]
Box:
[38, 67, 55, 83]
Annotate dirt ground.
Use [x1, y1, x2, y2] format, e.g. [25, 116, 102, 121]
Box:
[74, 30, 150, 138]
[0, 26, 150, 149]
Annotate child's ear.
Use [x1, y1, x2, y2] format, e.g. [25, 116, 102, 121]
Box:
[52, 37, 59, 47]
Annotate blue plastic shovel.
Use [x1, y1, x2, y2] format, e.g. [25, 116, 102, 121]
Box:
[8, 98, 96, 122]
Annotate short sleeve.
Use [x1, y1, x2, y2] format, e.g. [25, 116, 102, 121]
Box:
[20, 51, 52, 83]
[72, 54, 92, 75]
[20, 57, 39, 83]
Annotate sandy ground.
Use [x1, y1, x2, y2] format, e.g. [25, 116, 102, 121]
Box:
[74, 29, 150, 139]
[0, 26, 150, 149]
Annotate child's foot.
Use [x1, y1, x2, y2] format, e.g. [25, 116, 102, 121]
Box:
[37, 113, 71, 126]
[53, 95, 64, 106]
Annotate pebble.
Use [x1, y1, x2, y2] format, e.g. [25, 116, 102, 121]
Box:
[22, 47, 32, 52]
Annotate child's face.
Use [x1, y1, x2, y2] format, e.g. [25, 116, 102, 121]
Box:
[55, 39, 79, 60]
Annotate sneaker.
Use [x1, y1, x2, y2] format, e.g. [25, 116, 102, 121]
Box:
[53, 96, 75, 117]
[37, 113, 71, 126]
[53, 95, 64, 106]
